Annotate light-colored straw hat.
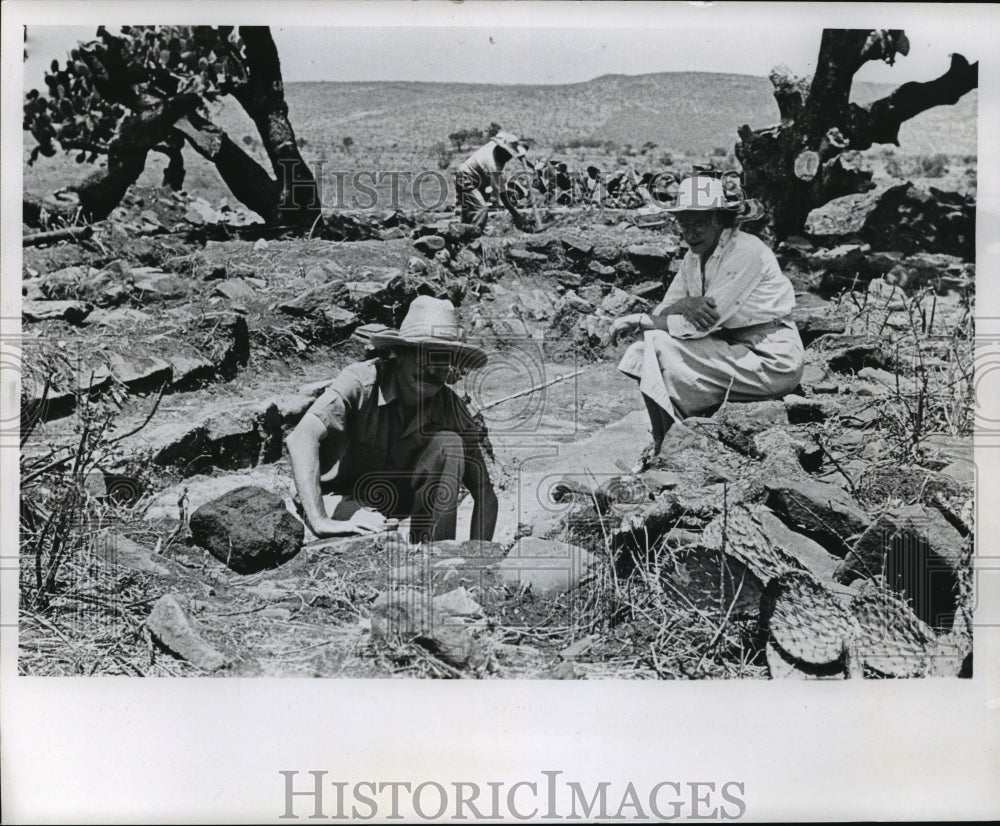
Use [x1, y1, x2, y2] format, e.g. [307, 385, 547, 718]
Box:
[493, 131, 526, 157]
[369, 296, 488, 369]
[664, 175, 743, 212]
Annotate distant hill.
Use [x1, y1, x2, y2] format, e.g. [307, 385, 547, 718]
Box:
[23, 70, 977, 204]
[261, 71, 977, 157]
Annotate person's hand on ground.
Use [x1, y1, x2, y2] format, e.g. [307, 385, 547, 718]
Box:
[351, 507, 388, 533]
[310, 511, 386, 537]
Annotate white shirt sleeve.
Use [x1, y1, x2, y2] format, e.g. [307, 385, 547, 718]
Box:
[657, 233, 793, 340]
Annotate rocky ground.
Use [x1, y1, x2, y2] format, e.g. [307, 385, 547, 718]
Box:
[18, 179, 975, 679]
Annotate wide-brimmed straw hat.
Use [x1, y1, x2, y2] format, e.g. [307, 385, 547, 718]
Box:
[369, 296, 488, 369]
[492, 131, 526, 157]
[663, 175, 743, 213]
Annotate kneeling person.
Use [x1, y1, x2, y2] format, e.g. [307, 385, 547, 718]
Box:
[287, 296, 498, 543]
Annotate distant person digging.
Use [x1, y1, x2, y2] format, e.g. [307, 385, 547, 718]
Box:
[286, 296, 498, 543]
[455, 131, 537, 231]
[610, 175, 804, 471]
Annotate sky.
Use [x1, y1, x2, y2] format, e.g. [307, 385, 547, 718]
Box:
[20, 7, 989, 92]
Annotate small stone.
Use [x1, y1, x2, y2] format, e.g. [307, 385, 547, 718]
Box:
[147, 594, 229, 672]
[414, 235, 446, 255]
[824, 335, 889, 374]
[132, 272, 188, 302]
[508, 248, 549, 269]
[495, 538, 596, 594]
[414, 626, 478, 669]
[783, 394, 830, 424]
[559, 235, 594, 257]
[714, 400, 789, 455]
[443, 223, 482, 245]
[626, 244, 671, 271]
[866, 277, 907, 311]
[939, 458, 975, 485]
[599, 286, 647, 316]
[321, 306, 360, 341]
[269, 393, 316, 425]
[432, 587, 483, 619]
[212, 278, 256, 303]
[592, 244, 620, 263]
[630, 280, 666, 301]
[89, 307, 153, 327]
[791, 305, 849, 345]
[638, 469, 682, 492]
[588, 261, 616, 279]
[561, 292, 595, 314]
[806, 243, 868, 272]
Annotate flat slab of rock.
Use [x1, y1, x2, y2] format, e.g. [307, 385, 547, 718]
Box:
[107, 352, 172, 393]
[189, 486, 304, 574]
[765, 476, 869, 555]
[166, 352, 216, 390]
[212, 278, 257, 303]
[94, 531, 170, 576]
[147, 594, 229, 672]
[277, 281, 349, 317]
[22, 299, 92, 324]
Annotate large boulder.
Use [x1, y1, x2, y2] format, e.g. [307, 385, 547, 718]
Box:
[189, 486, 304, 574]
[805, 183, 974, 260]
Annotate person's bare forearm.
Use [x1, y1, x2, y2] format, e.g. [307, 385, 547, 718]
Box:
[286, 419, 329, 532]
[470, 487, 499, 542]
[640, 311, 672, 332]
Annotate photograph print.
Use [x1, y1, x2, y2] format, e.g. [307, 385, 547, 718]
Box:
[14, 15, 980, 682]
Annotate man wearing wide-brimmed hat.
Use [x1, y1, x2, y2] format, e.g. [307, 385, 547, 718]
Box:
[610, 174, 804, 470]
[455, 130, 530, 230]
[286, 296, 497, 543]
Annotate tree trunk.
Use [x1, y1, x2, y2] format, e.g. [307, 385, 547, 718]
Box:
[172, 113, 283, 223]
[230, 26, 321, 227]
[735, 29, 978, 243]
[64, 93, 203, 222]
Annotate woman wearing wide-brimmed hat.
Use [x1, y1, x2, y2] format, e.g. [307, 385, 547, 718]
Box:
[286, 296, 497, 543]
[455, 130, 530, 230]
[611, 175, 804, 468]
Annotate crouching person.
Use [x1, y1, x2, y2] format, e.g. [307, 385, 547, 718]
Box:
[286, 296, 498, 543]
